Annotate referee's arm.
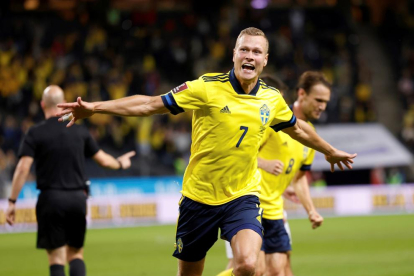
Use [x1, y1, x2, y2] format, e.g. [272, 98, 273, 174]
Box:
[92, 150, 136, 170]
[6, 156, 33, 225]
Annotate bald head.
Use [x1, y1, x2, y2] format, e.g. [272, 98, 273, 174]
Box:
[42, 85, 65, 109]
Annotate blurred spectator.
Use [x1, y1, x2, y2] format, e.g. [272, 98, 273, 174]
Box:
[2, 115, 22, 154]
[386, 168, 405, 185]
[361, 0, 414, 153]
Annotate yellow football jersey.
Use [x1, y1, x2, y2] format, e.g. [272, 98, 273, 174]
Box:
[161, 69, 296, 205]
[259, 122, 316, 220]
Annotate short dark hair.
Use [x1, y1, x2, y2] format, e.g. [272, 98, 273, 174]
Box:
[260, 75, 288, 93]
[296, 71, 331, 94]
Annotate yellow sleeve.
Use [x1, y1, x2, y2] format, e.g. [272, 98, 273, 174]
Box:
[269, 96, 296, 132]
[161, 77, 208, 114]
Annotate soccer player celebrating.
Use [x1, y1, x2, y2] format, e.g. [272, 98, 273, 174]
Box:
[6, 85, 135, 276]
[219, 71, 331, 276]
[56, 28, 356, 276]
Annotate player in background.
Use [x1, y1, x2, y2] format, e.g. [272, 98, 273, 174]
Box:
[218, 71, 330, 276]
[258, 71, 330, 276]
[6, 85, 135, 276]
[56, 28, 355, 276]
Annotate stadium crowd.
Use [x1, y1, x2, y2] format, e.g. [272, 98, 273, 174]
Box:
[379, 2, 414, 153]
[0, 1, 377, 189]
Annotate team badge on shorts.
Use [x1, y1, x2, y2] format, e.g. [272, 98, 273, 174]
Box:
[176, 238, 184, 253]
[260, 104, 270, 125]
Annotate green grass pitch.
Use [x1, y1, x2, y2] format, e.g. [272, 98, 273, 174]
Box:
[1, 214, 413, 276]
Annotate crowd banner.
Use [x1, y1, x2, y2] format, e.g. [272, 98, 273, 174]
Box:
[0, 176, 413, 233]
[312, 123, 413, 171]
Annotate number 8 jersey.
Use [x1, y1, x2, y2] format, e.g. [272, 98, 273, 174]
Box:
[161, 69, 295, 205]
[258, 122, 316, 220]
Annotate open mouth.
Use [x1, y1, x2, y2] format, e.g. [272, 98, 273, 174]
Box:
[242, 64, 255, 72]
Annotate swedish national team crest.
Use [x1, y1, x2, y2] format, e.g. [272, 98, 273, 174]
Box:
[260, 104, 270, 125]
[176, 238, 183, 253]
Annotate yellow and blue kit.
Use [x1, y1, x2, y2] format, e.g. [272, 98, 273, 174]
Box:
[259, 122, 316, 220]
[258, 120, 315, 253]
[162, 68, 296, 261]
[161, 69, 296, 206]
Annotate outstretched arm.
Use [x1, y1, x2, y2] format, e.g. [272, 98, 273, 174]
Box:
[291, 171, 323, 229]
[6, 156, 33, 225]
[282, 119, 357, 172]
[56, 95, 169, 127]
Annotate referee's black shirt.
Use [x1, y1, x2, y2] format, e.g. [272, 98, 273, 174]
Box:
[18, 117, 100, 190]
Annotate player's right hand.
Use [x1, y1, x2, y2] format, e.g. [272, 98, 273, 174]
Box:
[6, 204, 16, 226]
[262, 159, 284, 175]
[117, 151, 136, 169]
[56, 97, 95, 127]
[308, 211, 323, 229]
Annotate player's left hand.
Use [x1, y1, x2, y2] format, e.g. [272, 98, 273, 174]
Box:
[6, 204, 16, 226]
[56, 97, 95, 127]
[308, 210, 323, 229]
[325, 149, 357, 172]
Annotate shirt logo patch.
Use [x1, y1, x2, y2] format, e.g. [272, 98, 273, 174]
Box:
[220, 105, 231, 114]
[172, 83, 188, 94]
[260, 104, 270, 125]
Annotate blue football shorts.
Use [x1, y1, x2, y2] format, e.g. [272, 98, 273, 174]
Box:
[173, 195, 263, 262]
[261, 218, 292, 253]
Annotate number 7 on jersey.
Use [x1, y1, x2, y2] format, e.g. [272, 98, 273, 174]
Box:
[236, 126, 249, 148]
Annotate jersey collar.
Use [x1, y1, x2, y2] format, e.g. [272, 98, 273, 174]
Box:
[229, 68, 260, 96]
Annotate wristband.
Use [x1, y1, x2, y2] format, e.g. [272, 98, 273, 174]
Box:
[62, 112, 73, 122]
[8, 198, 17, 204]
[117, 160, 123, 170]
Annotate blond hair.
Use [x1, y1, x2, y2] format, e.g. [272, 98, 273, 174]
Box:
[235, 27, 269, 53]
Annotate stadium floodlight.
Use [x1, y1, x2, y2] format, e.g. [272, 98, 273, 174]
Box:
[251, 0, 269, 9]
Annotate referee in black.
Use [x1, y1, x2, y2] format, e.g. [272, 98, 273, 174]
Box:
[6, 85, 135, 276]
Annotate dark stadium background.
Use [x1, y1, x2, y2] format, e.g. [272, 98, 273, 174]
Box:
[2, 0, 413, 193]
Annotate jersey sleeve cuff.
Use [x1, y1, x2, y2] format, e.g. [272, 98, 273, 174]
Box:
[270, 114, 297, 132]
[300, 164, 312, 171]
[161, 92, 185, 115]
